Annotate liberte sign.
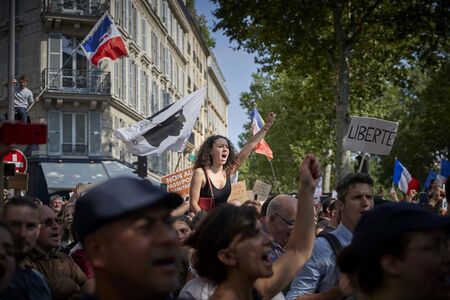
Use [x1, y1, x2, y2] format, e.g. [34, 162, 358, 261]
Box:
[343, 116, 399, 155]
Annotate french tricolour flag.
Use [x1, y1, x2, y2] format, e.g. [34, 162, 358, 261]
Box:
[81, 14, 128, 67]
[393, 160, 419, 194]
[250, 108, 273, 161]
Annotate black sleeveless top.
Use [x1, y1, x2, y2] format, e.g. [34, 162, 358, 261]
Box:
[199, 170, 232, 207]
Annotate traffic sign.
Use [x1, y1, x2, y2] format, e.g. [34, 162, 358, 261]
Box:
[2, 149, 28, 173]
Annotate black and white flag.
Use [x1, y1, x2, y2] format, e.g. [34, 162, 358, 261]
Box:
[114, 88, 206, 155]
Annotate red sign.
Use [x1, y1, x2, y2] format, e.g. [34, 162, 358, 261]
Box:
[3, 149, 28, 173]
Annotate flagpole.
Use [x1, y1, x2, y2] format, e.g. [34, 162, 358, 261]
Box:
[358, 152, 366, 173]
[28, 43, 83, 112]
[269, 160, 280, 193]
[28, 12, 110, 113]
[174, 154, 183, 172]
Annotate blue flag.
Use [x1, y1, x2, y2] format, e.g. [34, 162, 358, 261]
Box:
[393, 160, 412, 193]
[424, 171, 437, 189]
[440, 159, 450, 178]
[81, 14, 129, 67]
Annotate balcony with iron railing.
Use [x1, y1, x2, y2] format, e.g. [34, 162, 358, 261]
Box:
[43, 68, 111, 95]
[62, 144, 88, 156]
[43, 0, 109, 17]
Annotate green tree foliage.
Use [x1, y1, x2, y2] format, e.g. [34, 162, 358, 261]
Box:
[237, 67, 404, 191]
[378, 59, 450, 187]
[186, 0, 216, 48]
[211, 0, 449, 181]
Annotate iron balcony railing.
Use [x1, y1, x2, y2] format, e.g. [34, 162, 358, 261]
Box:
[43, 68, 111, 95]
[43, 0, 109, 17]
[62, 144, 88, 156]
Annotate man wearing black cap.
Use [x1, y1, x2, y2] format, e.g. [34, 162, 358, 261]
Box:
[74, 177, 183, 300]
[338, 202, 450, 300]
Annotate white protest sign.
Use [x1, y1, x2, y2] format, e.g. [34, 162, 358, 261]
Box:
[314, 177, 323, 199]
[253, 180, 272, 202]
[227, 181, 248, 204]
[343, 116, 399, 155]
[246, 190, 255, 202]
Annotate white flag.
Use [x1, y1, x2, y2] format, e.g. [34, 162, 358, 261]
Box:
[114, 88, 206, 156]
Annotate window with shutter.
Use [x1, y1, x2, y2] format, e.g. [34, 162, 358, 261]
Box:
[128, 60, 133, 106]
[133, 64, 139, 109]
[140, 70, 146, 114]
[115, 0, 121, 23]
[132, 6, 138, 41]
[160, 43, 164, 70]
[147, 75, 152, 115]
[48, 33, 62, 90]
[89, 112, 102, 156]
[61, 113, 87, 156]
[113, 61, 119, 97]
[152, 81, 159, 113]
[142, 18, 147, 52]
[151, 32, 157, 64]
[122, 58, 127, 101]
[164, 47, 169, 76]
[48, 110, 61, 156]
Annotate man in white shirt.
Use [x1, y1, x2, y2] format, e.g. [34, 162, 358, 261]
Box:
[13, 75, 38, 122]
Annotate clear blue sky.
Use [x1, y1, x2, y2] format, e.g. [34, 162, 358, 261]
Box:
[196, 1, 258, 148]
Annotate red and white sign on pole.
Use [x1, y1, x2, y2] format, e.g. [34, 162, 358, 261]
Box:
[3, 149, 28, 173]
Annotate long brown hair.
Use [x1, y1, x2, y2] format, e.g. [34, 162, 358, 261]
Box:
[193, 135, 238, 174]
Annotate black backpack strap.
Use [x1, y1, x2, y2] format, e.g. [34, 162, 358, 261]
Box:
[317, 231, 343, 257]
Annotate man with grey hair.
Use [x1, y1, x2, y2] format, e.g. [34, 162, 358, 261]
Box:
[266, 194, 298, 261]
[48, 194, 63, 215]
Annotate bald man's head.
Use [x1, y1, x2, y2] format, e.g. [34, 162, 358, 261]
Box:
[266, 194, 297, 248]
[35, 206, 61, 253]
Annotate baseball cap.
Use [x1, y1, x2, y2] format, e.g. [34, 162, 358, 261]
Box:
[349, 202, 450, 261]
[74, 176, 183, 242]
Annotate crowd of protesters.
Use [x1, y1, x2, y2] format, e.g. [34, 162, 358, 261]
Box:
[0, 112, 449, 300]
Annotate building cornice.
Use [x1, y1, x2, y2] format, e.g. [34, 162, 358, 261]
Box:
[168, 0, 190, 32]
[176, 0, 210, 56]
[208, 66, 230, 104]
[110, 96, 146, 121]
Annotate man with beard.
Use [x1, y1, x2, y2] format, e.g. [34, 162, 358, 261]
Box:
[74, 176, 183, 300]
[2, 196, 51, 299]
[26, 205, 87, 300]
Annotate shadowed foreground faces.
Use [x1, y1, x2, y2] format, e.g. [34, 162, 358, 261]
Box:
[86, 206, 179, 298]
[75, 176, 183, 300]
[3, 198, 40, 262]
[339, 203, 450, 300]
[0, 224, 15, 293]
